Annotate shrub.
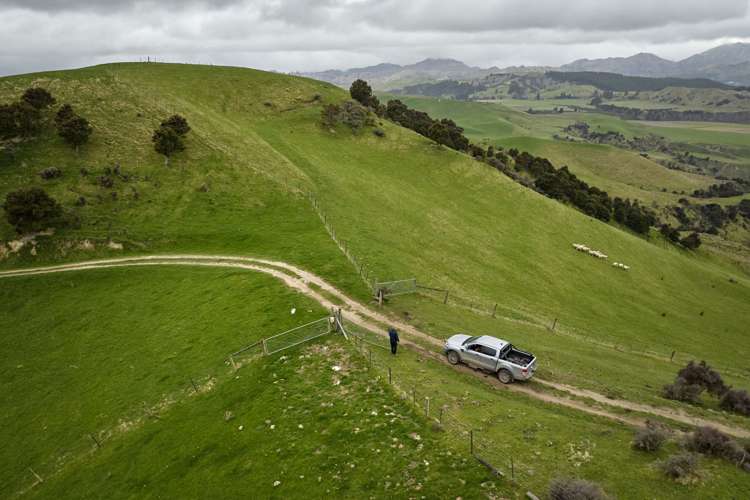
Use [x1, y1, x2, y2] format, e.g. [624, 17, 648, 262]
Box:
[680, 232, 701, 250]
[98, 175, 114, 188]
[686, 426, 738, 460]
[632, 424, 667, 452]
[677, 361, 727, 396]
[21, 87, 55, 109]
[719, 389, 750, 416]
[662, 377, 704, 404]
[2, 187, 63, 234]
[39, 167, 62, 180]
[373, 128, 385, 137]
[320, 101, 373, 133]
[548, 477, 607, 500]
[661, 452, 699, 479]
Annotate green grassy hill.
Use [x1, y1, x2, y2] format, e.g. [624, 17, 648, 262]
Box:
[2, 63, 750, 498]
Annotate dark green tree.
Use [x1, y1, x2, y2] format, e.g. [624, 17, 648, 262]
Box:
[161, 114, 190, 136]
[2, 187, 62, 234]
[55, 104, 76, 127]
[152, 126, 184, 166]
[58, 115, 92, 152]
[21, 87, 56, 109]
[350, 79, 373, 106]
[680, 232, 702, 250]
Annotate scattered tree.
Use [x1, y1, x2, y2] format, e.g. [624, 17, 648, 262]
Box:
[350, 79, 374, 107]
[161, 114, 190, 136]
[21, 87, 56, 110]
[152, 125, 184, 165]
[58, 115, 92, 152]
[2, 187, 63, 233]
[55, 104, 76, 127]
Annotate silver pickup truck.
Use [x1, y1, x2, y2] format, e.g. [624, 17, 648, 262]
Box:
[444, 334, 536, 383]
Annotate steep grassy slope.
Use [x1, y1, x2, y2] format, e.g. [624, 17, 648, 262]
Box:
[0, 63, 368, 298]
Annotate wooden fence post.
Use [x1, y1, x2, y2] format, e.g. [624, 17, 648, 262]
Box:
[470, 430, 474, 456]
[670, 350, 676, 362]
[262, 339, 268, 355]
[492, 303, 498, 318]
[388, 367, 392, 384]
[443, 290, 449, 304]
[425, 397, 430, 417]
[439, 407, 444, 425]
[550, 318, 558, 331]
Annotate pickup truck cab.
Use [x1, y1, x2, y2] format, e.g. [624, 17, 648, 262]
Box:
[444, 334, 536, 383]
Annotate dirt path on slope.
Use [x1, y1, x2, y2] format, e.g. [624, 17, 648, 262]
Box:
[3, 255, 749, 438]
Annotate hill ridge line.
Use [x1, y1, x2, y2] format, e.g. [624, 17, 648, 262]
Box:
[2, 254, 748, 438]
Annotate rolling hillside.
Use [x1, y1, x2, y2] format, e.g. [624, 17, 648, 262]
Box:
[2, 63, 750, 498]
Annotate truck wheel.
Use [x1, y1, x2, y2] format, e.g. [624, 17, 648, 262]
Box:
[447, 351, 460, 365]
[497, 369, 513, 384]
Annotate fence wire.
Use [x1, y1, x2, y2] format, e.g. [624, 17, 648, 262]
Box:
[263, 317, 333, 355]
[375, 278, 418, 298]
[338, 316, 537, 494]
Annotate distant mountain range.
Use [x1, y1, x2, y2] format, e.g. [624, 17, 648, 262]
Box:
[561, 43, 750, 85]
[296, 58, 501, 90]
[299, 43, 750, 89]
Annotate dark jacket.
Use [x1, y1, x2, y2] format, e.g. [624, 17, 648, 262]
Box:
[388, 328, 399, 344]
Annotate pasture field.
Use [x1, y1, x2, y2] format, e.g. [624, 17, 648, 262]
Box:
[1, 63, 749, 498]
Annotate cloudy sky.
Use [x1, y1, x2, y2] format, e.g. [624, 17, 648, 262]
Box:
[1, 0, 750, 76]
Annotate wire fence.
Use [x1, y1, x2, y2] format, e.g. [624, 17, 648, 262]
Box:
[335, 314, 539, 497]
[307, 191, 377, 291]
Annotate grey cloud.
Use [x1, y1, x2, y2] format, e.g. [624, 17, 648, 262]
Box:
[1, 0, 750, 76]
[360, 0, 748, 32]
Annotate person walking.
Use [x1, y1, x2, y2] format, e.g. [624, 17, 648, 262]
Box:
[388, 327, 399, 355]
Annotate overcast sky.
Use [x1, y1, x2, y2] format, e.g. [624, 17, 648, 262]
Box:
[1, 0, 750, 76]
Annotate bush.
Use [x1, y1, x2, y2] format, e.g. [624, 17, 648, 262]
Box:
[677, 361, 727, 396]
[548, 478, 607, 500]
[21, 87, 55, 109]
[662, 377, 704, 403]
[39, 167, 62, 180]
[719, 389, 750, 416]
[686, 426, 739, 460]
[680, 232, 702, 250]
[661, 452, 699, 479]
[372, 128, 385, 137]
[98, 175, 114, 188]
[632, 424, 667, 452]
[2, 187, 63, 234]
[320, 101, 373, 133]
